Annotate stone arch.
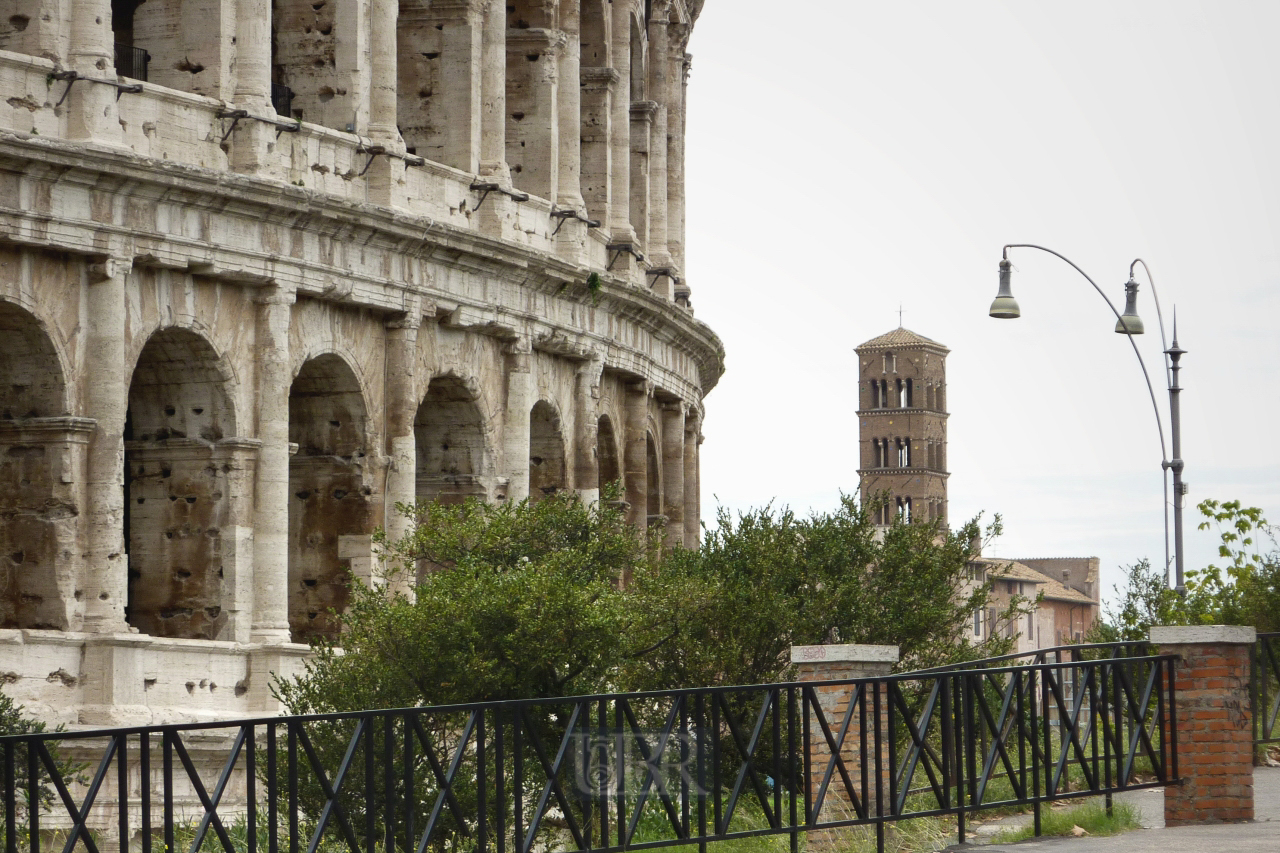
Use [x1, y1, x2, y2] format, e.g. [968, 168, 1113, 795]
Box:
[124, 326, 242, 640]
[416, 373, 491, 505]
[528, 400, 566, 502]
[0, 301, 76, 630]
[288, 353, 374, 644]
[0, 300, 68, 420]
[596, 413, 620, 493]
[645, 430, 661, 522]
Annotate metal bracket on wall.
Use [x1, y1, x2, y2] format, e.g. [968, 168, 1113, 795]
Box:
[469, 181, 530, 211]
[215, 108, 301, 143]
[51, 70, 142, 107]
[646, 268, 681, 289]
[550, 208, 602, 236]
[357, 143, 426, 176]
[607, 243, 646, 271]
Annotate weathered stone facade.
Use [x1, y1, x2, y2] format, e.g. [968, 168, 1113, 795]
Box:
[855, 328, 948, 525]
[0, 0, 721, 726]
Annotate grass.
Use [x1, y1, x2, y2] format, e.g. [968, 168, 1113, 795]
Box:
[990, 801, 1142, 844]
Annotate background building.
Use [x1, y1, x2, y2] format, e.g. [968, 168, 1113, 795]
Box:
[0, 0, 721, 727]
[856, 327, 1099, 648]
[855, 327, 949, 525]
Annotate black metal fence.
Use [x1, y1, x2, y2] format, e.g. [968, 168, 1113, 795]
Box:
[1255, 632, 1280, 747]
[114, 44, 149, 82]
[0, 646, 1176, 853]
[272, 84, 295, 119]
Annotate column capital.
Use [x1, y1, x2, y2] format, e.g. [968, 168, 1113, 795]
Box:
[87, 256, 132, 283]
[253, 284, 296, 306]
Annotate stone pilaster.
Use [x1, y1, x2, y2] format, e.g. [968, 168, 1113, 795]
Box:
[250, 286, 296, 644]
[629, 100, 655, 253]
[383, 308, 421, 591]
[646, 14, 671, 271]
[623, 380, 649, 529]
[668, 48, 690, 276]
[366, 0, 407, 206]
[608, 0, 636, 244]
[478, 0, 511, 182]
[503, 339, 534, 503]
[230, 0, 275, 174]
[556, 0, 585, 212]
[574, 355, 604, 505]
[1152, 625, 1256, 825]
[660, 402, 685, 547]
[683, 412, 700, 546]
[82, 257, 130, 633]
[65, 0, 119, 143]
[580, 66, 618, 229]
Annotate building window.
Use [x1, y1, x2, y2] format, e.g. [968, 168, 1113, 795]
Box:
[870, 379, 880, 409]
[896, 496, 912, 523]
[878, 379, 888, 408]
[973, 607, 984, 637]
[884, 352, 896, 374]
[896, 438, 910, 468]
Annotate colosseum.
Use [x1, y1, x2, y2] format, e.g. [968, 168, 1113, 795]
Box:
[0, 0, 722, 726]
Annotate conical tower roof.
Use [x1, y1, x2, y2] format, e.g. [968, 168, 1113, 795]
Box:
[855, 327, 949, 354]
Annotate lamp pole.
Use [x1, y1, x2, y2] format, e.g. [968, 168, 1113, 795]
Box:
[990, 244, 1187, 594]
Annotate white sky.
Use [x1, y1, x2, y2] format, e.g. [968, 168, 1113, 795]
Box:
[683, 0, 1280, 607]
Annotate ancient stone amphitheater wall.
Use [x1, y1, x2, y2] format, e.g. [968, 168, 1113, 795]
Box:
[0, 0, 721, 726]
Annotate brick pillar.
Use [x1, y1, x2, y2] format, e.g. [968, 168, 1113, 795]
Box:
[791, 643, 899, 844]
[1151, 625, 1256, 825]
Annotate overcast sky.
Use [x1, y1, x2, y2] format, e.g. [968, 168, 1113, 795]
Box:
[683, 0, 1280, 607]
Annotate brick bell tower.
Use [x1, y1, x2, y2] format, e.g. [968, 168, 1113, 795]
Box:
[855, 327, 950, 526]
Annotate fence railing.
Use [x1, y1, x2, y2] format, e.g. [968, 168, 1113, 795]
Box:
[1255, 632, 1280, 747]
[113, 44, 149, 82]
[0, 649, 1177, 853]
[271, 84, 295, 119]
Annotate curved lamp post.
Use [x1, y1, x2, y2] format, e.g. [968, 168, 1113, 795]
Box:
[990, 244, 1187, 594]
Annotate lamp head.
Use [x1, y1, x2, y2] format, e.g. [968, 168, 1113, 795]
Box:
[990, 258, 1020, 319]
[1115, 276, 1145, 335]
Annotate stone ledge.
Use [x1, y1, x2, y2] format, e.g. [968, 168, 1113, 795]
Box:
[1150, 625, 1257, 645]
[790, 644, 900, 665]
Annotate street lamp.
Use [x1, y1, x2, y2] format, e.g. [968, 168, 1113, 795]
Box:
[989, 244, 1187, 594]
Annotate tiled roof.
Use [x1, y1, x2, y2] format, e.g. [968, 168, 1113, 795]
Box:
[980, 559, 1048, 583]
[855, 327, 949, 352]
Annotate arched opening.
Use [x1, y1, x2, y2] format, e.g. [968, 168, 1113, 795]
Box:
[528, 401, 566, 502]
[288, 354, 372, 644]
[273, 0, 350, 126]
[597, 414, 620, 492]
[645, 431, 660, 523]
[415, 375, 488, 505]
[124, 327, 239, 640]
[0, 302, 73, 630]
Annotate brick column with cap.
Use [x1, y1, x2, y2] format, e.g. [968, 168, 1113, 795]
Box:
[791, 644, 899, 846]
[1151, 624, 1256, 825]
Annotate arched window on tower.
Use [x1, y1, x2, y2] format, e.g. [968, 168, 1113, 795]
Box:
[878, 379, 888, 408]
[896, 438, 910, 468]
[905, 379, 913, 407]
[870, 379, 880, 409]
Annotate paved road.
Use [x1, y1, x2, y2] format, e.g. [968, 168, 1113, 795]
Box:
[948, 766, 1280, 851]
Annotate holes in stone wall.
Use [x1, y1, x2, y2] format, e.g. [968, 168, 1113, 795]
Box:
[529, 400, 566, 502]
[0, 301, 70, 630]
[645, 431, 660, 522]
[415, 375, 488, 505]
[597, 414, 620, 492]
[288, 354, 371, 644]
[124, 327, 236, 641]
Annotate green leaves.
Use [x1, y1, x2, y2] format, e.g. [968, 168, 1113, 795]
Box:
[1097, 499, 1278, 639]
